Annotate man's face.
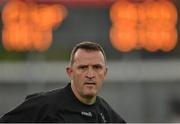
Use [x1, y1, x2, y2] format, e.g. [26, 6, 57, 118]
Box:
[67, 49, 107, 99]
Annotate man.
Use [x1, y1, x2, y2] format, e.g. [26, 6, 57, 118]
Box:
[0, 41, 126, 123]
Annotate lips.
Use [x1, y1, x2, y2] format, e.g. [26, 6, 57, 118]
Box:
[85, 83, 96, 85]
[84, 81, 96, 85]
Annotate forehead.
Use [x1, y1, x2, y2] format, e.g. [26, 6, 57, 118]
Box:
[73, 49, 105, 65]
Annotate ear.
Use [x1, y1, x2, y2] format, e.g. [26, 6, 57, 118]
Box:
[66, 66, 73, 79]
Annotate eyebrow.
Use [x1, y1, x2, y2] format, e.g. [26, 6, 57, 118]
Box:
[77, 64, 104, 67]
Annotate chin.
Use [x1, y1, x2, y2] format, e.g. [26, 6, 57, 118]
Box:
[84, 91, 97, 98]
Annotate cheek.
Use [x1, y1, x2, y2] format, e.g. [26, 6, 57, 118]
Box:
[96, 73, 104, 85]
[73, 72, 84, 80]
[73, 72, 85, 86]
[98, 72, 106, 80]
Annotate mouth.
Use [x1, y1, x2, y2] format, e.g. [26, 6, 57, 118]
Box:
[84, 81, 96, 86]
[84, 83, 96, 85]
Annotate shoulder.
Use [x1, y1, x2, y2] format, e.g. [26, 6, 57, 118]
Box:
[0, 86, 67, 122]
[25, 86, 67, 107]
[97, 96, 126, 123]
[25, 88, 63, 102]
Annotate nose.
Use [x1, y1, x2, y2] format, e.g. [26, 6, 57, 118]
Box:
[86, 67, 95, 79]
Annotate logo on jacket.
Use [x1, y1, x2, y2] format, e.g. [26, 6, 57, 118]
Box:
[81, 111, 92, 117]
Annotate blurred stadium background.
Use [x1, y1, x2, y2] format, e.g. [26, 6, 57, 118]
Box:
[0, 0, 180, 122]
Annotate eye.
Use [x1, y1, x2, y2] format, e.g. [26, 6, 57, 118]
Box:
[78, 65, 88, 70]
[93, 65, 103, 70]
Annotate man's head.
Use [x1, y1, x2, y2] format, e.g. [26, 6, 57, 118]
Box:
[69, 41, 107, 66]
[66, 41, 108, 105]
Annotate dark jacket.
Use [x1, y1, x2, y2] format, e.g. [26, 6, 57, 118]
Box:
[0, 83, 126, 123]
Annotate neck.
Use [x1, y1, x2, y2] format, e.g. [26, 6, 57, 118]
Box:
[71, 83, 96, 105]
